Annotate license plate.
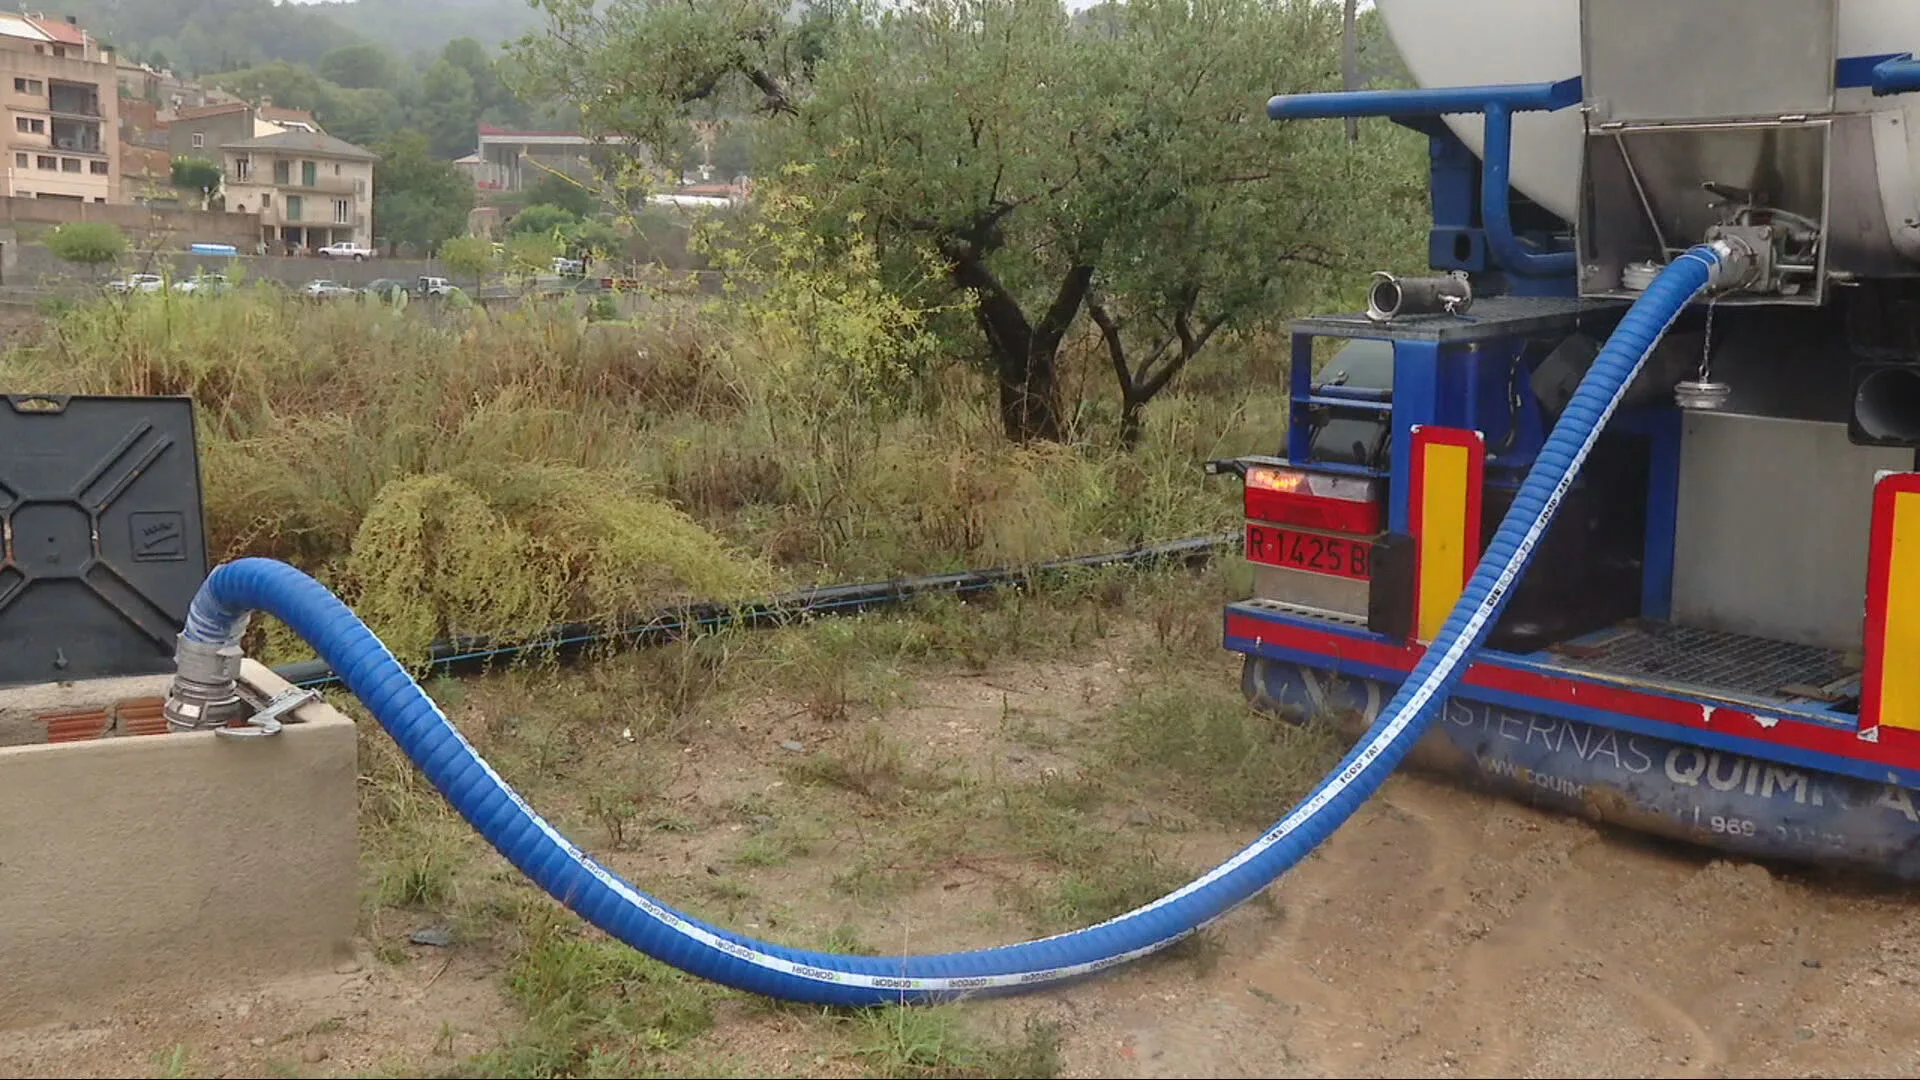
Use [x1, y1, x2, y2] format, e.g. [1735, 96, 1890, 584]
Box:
[1246, 523, 1371, 580]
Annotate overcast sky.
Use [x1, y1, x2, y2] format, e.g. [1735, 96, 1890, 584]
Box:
[281, 0, 1374, 11]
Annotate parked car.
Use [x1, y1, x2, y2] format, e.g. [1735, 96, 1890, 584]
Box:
[363, 276, 461, 304]
[301, 279, 358, 300]
[317, 242, 376, 261]
[106, 273, 164, 295]
[362, 277, 405, 301]
[172, 273, 230, 296]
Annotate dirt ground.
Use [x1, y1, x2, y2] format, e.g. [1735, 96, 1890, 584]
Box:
[5, 639, 1920, 1080]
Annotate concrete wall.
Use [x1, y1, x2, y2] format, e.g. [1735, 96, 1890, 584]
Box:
[0, 660, 359, 1029]
[8, 241, 443, 287]
[0, 194, 258, 248]
[197, 253, 442, 287]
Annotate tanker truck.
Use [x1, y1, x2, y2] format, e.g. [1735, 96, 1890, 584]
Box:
[1226, 0, 1920, 878]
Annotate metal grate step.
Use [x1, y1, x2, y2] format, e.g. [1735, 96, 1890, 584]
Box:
[1541, 622, 1856, 705]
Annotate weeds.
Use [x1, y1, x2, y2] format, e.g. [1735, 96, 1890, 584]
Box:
[785, 723, 935, 803]
[0, 288, 1341, 1077]
[583, 761, 654, 849]
[0, 288, 1263, 669]
[847, 1008, 1063, 1079]
[149, 1045, 193, 1079]
[1108, 673, 1345, 826]
[1031, 852, 1190, 931]
[458, 915, 725, 1077]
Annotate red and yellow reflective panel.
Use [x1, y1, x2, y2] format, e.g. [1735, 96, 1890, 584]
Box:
[1409, 426, 1485, 644]
[1862, 472, 1920, 732]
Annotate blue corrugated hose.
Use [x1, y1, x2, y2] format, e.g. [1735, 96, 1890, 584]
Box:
[179, 246, 1724, 1005]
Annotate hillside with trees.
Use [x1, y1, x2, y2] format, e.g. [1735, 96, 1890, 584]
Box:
[300, 0, 548, 56]
[61, 0, 545, 74]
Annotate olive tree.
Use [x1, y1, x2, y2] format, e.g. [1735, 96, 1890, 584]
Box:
[46, 221, 128, 282]
[439, 234, 496, 293]
[1078, 0, 1426, 446]
[518, 0, 1425, 444]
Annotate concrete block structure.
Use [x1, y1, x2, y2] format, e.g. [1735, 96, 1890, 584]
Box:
[0, 660, 360, 1029]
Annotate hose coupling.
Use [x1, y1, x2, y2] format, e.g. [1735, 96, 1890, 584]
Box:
[1702, 234, 1761, 294]
[164, 634, 249, 733]
[1365, 271, 1472, 322]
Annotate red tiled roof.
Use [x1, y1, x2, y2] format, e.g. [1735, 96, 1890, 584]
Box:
[24, 13, 86, 46]
[261, 104, 318, 126]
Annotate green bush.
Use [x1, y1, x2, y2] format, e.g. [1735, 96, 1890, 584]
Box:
[45, 221, 127, 272]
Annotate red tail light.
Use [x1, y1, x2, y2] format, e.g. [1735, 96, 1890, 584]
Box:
[1245, 465, 1382, 535]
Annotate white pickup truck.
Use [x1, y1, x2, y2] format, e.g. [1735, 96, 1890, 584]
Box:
[317, 242, 376, 261]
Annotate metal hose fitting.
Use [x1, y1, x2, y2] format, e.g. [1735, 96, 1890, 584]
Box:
[164, 633, 249, 732]
[1365, 271, 1473, 322]
[1703, 234, 1760, 293]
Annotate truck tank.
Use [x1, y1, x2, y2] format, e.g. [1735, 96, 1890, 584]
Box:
[1377, 0, 1920, 278]
[1239, 0, 1920, 885]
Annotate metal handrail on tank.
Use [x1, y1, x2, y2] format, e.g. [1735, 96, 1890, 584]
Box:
[1872, 53, 1920, 96]
[1266, 79, 1583, 279]
[1267, 53, 1920, 285]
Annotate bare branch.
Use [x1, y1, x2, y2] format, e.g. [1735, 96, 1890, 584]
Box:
[1087, 301, 1133, 396]
[1273, 245, 1339, 271]
[744, 68, 797, 115]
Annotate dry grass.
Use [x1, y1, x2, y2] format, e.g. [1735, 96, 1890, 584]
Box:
[0, 278, 1357, 1077]
[0, 285, 1289, 666]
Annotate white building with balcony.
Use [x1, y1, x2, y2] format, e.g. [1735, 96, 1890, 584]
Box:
[220, 129, 377, 253]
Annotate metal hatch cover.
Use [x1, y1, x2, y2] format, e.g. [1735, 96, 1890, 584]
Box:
[1580, 0, 1839, 125]
[0, 394, 208, 688]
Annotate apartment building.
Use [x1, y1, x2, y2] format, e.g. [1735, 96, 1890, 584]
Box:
[471, 124, 649, 192]
[0, 12, 119, 203]
[220, 129, 377, 252]
[170, 97, 323, 162]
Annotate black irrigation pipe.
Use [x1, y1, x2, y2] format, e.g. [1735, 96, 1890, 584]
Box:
[270, 532, 1240, 690]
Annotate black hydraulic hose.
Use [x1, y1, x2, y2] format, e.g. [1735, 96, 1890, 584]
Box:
[269, 533, 1238, 688]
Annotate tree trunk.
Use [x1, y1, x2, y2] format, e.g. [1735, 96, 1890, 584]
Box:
[1089, 299, 1223, 452]
[1118, 393, 1146, 450]
[995, 349, 1064, 443]
[947, 253, 1092, 443]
